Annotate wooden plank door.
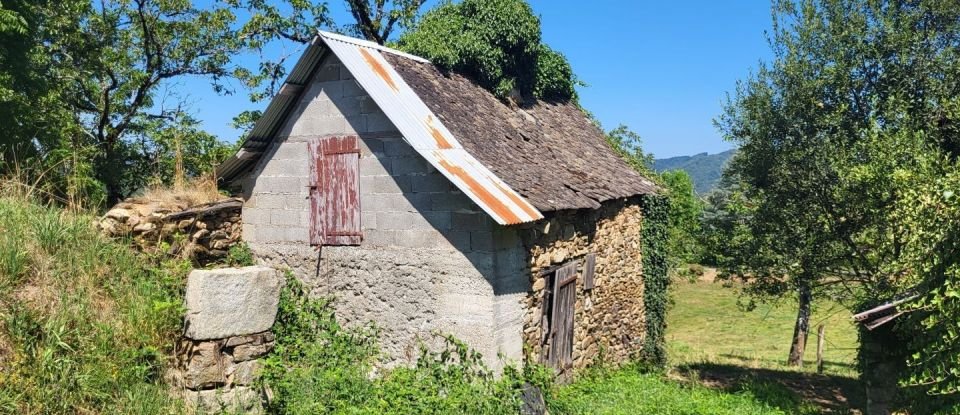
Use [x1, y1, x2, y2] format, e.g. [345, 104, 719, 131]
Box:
[308, 135, 362, 246]
[548, 262, 577, 372]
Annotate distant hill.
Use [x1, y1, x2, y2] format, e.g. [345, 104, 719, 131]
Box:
[654, 149, 736, 195]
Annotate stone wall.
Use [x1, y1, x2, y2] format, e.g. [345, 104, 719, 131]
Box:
[169, 266, 282, 414]
[239, 53, 528, 371]
[98, 198, 242, 265]
[518, 198, 646, 370]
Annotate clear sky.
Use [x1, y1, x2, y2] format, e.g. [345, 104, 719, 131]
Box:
[181, 1, 774, 159]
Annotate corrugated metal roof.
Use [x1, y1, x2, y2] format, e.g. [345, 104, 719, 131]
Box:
[218, 32, 543, 225]
[216, 38, 329, 183]
[318, 31, 542, 224]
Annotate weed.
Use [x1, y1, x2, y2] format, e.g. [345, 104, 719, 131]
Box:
[260, 273, 552, 415]
[225, 242, 255, 267]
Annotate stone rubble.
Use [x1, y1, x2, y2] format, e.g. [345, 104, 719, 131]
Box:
[97, 197, 243, 265]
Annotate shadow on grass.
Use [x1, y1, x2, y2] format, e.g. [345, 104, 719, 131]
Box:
[677, 362, 865, 414]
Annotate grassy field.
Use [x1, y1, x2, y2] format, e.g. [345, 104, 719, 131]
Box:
[666, 276, 863, 413]
[667, 277, 859, 376]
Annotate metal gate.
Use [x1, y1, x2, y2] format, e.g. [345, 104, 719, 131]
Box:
[547, 263, 577, 372]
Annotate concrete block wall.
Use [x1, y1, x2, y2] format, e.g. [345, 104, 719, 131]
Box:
[240, 53, 530, 370]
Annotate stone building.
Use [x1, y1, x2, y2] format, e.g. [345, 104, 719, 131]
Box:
[216, 32, 660, 374]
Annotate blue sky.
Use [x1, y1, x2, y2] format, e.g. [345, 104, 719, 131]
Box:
[181, 1, 773, 159]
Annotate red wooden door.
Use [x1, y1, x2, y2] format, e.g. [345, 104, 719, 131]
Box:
[308, 135, 361, 245]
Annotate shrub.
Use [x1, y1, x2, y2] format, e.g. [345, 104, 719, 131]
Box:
[260, 273, 553, 414]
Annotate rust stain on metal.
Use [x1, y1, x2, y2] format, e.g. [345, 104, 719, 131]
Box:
[426, 115, 453, 149]
[493, 181, 540, 219]
[437, 159, 522, 224]
[358, 48, 399, 92]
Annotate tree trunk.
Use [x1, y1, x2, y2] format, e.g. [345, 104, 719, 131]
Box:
[787, 280, 812, 366]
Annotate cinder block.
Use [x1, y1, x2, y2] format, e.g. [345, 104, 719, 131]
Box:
[441, 230, 472, 251]
[363, 229, 396, 246]
[422, 211, 452, 230]
[431, 193, 475, 213]
[359, 96, 379, 114]
[313, 80, 345, 99]
[260, 160, 308, 177]
[331, 95, 363, 117]
[242, 208, 271, 226]
[285, 194, 310, 210]
[395, 229, 442, 249]
[345, 115, 367, 134]
[283, 226, 309, 243]
[253, 226, 286, 243]
[451, 212, 488, 231]
[412, 174, 453, 193]
[272, 142, 308, 161]
[313, 62, 340, 82]
[470, 231, 494, 252]
[255, 177, 302, 194]
[359, 137, 385, 156]
[377, 212, 419, 230]
[371, 175, 411, 194]
[383, 140, 415, 156]
[342, 79, 365, 97]
[338, 63, 353, 80]
[291, 114, 347, 137]
[366, 111, 396, 132]
[270, 209, 303, 226]
[241, 223, 258, 242]
[359, 157, 391, 176]
[254, 194, 286, 209]
[361, 211, 377, 229]
[391, 156, 429, 176]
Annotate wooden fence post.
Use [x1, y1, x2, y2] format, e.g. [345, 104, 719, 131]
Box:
[816, 324, 825, 374]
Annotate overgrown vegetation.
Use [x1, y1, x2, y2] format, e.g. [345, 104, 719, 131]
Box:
[0, 191, 187, 413]
[549, 364, 798, 415]
[397, 0, 578, 102]
[260, 274, 553, 414]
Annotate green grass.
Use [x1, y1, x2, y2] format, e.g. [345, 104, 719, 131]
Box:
[549, 366, 804, 415]
[667, 278, 859, 376]
[0, 196, 186, 414]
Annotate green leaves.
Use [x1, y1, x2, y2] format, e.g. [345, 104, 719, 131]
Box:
[397, 0, 577, 102]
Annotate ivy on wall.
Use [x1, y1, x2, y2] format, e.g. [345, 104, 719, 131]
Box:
[640, 194, 670, 366]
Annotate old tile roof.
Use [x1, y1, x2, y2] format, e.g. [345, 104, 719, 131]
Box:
[382, 53, 658, 211]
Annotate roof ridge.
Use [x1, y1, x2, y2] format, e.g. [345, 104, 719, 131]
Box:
[316, 30, 430, 64]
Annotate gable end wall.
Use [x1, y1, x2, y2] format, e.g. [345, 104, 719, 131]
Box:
[238, 53, 529, 371]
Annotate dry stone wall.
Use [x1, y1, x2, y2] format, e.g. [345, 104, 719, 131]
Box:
[519, 198, 646, 370]
[168, 266, 282, 414]
[98, 198, 242, 265]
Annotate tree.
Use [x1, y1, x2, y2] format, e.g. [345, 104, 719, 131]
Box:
[716, 0, 960, 368]
[661, 170, 703, 268]
[344, 0, 424, 45]
[396, 0, 578, 102]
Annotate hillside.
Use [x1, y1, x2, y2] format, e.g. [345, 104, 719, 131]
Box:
[654, 149, 736, 194]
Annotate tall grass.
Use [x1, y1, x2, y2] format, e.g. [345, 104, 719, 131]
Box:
[0, 194, 187, 414]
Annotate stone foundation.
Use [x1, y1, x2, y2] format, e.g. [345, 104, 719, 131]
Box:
[519, 198, 646, 370]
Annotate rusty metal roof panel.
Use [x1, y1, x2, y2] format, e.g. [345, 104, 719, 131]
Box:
[318, 31, 543, 225]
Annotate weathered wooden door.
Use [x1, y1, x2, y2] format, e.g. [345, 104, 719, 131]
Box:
[548, 263, 577, 371]
[308, 135, 362, 246]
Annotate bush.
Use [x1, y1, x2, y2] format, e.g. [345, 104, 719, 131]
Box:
[260, 274, 553, 414]
[0, 195, 186, 413]
[397, 0, 577, 102]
